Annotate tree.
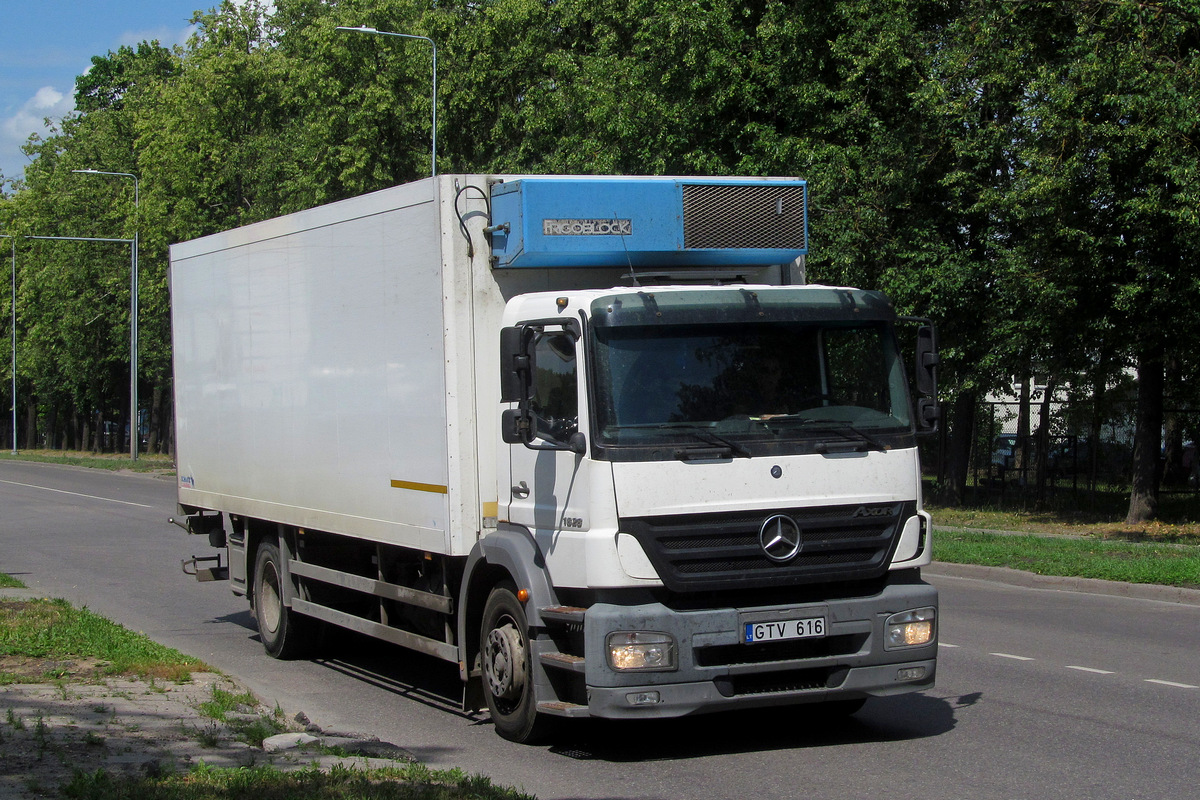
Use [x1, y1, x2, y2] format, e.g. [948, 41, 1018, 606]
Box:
[1003, 1, 1200, 521]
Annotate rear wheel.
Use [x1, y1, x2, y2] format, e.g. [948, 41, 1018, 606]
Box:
[253, 540, 318, 659]
[480, 583, 550, 743]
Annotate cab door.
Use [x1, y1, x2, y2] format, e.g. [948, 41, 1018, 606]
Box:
[502, 327, 591, 566]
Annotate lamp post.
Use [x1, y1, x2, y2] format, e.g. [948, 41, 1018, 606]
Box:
[71, 169, 139, 460]
[1, 234, 14, 454]
[336, 25, 438, 177]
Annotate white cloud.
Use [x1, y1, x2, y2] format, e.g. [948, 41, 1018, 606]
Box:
[1, 85, 76, 180]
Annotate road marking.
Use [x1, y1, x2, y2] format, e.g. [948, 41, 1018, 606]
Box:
[0, 479, 153, 509]
[939, 643, 959, 648]
[1145, 679, 1198, 689]
[991, 653, 1035, 661]
[1067, 666, 1115, 675]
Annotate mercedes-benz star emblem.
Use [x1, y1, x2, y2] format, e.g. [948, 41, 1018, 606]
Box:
[759, 514, 802, 562]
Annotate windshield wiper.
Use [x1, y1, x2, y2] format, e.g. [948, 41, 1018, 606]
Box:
[657, 423, 752, 460]
[801, 423, 888, 453]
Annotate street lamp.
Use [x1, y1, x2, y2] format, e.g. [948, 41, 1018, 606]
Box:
[0, 234, 14, 454]
[336, 25, 438, 177]
[72, 169, 139, 460]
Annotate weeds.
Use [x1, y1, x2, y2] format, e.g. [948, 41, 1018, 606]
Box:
[197, 686, 259, 720]
[192, 720, 222, 748]
[33, 714, 51, 759]
[196, 685, 284, 747]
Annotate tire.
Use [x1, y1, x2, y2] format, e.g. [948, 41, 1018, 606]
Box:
[253, 540, 317, 659]
[480, 583, 550, 743]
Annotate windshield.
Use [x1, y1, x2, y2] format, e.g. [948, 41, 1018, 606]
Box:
[591, 321, 913, 457]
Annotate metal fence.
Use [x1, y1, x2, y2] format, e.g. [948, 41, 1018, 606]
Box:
[922, 399, 1200, 507]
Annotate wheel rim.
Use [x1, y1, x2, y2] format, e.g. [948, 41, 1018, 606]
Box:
[484, 619, 527, 703]
[260, 561, 282, 636]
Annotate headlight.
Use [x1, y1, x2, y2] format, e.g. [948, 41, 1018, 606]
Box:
[885, 607, 936, 649]
[607, 632, 678, 672]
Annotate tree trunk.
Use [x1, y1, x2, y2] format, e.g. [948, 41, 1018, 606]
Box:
[1017, 375, 1032, 488]
[1034, 377, 1056, 504]
[942, 390, 978, 506]
[147, 384, 163, 454]
[45, 404, 58, 451]
[1162, 355, 1182, 484]
[24, 398, 37, 450]
[1126, 345, 1165, 524]
[164, 393, 174, 457]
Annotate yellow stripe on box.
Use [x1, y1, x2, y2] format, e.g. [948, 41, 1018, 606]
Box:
[390, 479, 449, 495]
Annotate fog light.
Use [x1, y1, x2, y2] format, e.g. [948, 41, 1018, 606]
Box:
[885, 607, 936, 650]
[607, 632, 678, 672]
[626, 691, 662, 706]
[897, 667, 927, 681]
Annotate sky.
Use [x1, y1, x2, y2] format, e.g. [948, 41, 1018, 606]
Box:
[0, 0, 207, 183]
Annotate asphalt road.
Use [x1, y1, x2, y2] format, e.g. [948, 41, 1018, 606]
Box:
[2, 459, 1199, 799]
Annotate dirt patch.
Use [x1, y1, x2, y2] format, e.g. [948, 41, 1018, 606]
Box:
[0, 671, 413, 798]
[1, 672, 261, 797]
[0, 655, 114, 683]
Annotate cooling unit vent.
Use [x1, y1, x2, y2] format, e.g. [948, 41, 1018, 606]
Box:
[683, 183, 808, 251]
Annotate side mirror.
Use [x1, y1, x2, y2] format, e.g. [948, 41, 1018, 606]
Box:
[500, 326, 534, 403]
[499, 318, 587, 453]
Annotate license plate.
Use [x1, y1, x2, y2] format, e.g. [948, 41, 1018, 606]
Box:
[744, 617, 826, 644]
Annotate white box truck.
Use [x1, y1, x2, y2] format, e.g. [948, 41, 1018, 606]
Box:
[170, 174, 940, 742]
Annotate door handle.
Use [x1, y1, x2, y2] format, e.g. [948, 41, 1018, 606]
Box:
[511, 481, 530, 499]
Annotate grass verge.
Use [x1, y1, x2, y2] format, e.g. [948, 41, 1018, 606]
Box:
[0, 449, 174, 474]
[0, 597, 204, 683]
[0, 585, 536, 799]
[63, 762, 536, 799]
[0, 573, 25, 589]
[929, 504, 1200, 544]
[934, 529, 1200, 588]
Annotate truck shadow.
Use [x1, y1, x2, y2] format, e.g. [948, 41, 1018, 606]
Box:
[548, 693, 958, 761]
[284, 629, 960, 758]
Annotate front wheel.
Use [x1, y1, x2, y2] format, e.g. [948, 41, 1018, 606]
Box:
[253, 540, 318, 659]
[480, 583, 551, 743]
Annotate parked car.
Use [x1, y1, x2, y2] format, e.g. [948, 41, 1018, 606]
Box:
[990, 434, 1019, 481]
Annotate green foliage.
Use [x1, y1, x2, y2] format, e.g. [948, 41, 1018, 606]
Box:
[4, 0, 1200, 518]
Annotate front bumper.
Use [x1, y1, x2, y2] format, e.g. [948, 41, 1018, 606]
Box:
[580, 577, 937, 719]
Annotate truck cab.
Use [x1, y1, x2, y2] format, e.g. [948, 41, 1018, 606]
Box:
[486, 281, 938, 740]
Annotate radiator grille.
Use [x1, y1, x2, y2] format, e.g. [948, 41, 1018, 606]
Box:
[621, 502, 911, 593]
[682, 183, 807, 250]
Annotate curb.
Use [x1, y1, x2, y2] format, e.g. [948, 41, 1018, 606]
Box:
[926, 561, 1200, 607]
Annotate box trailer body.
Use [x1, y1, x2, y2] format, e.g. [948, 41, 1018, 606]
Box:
[170, 174, 940, 742]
